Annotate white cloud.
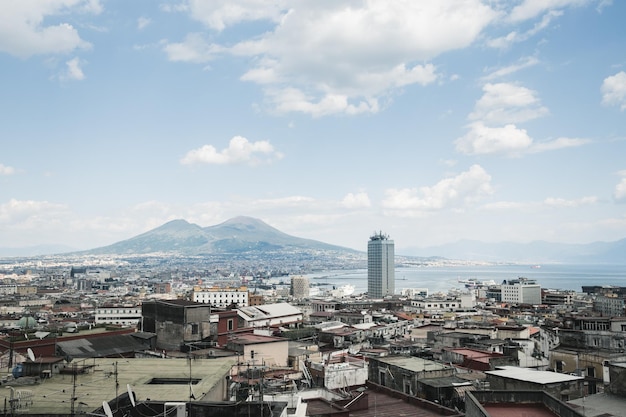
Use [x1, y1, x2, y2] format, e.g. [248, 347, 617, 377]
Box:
[469, 82, 549, 124]
[180, 136, 284, 166]
[615, 171, 626, 202]
[184, 0, 288, 31]
[529, 137, 590, 153]
[482, 56, 540, 81]
[489, 10, 563, 48]
[507, 0, 592, 22]
[455, 122, 533, 155]
[341, 192, 371, 209]
[0, 199, 68, 223]
[0, 0, 98, 58]
[382, 165, 493, 214]
[0, 164, 15, 175]
[163, 33, 223, 63]
[169, 1, 498, 116]
[543, 196, 598, 207]
[62, 57, 85, 80]
[601, 71, 626, 111]
[456, 123, 588, 156]
[137, 17, 151, 30]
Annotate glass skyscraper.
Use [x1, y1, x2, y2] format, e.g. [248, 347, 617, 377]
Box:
[367, 232, 395, 298]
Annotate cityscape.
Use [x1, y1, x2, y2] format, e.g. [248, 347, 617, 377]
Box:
[2, 1, 626, 416]
[0, 228, 625, 416]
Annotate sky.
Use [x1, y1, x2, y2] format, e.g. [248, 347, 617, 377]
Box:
[1, 0, 626, 255]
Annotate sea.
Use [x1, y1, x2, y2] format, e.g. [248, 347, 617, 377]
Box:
[304, 263, 626, 295]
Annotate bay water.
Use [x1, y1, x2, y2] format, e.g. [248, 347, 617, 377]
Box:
[305, 263, 626, 295]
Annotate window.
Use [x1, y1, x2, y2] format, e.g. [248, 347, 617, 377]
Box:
[228, 319, 234, 331]
[191, 323, 199, 335]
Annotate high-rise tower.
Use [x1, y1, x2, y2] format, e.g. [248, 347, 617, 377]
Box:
[367, 232, 395, 298]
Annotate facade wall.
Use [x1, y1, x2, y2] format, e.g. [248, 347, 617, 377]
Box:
[193, 287, 249, 308]
[95, 307, 142, 326]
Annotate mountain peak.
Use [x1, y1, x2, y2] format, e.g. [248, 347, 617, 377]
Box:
[83, 216, 351, 255]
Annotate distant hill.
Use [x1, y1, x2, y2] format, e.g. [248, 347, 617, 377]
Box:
[405, 238, 626, 264]
[83, 216, 356, 256]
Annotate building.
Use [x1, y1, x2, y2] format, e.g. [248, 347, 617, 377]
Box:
[367, 231, 395, 298]
[141, 299, 212, 351]
[236, 302, 303, 328]
[227, 333, 289, 367]
[501, 277, 541, 305]
[485, 366, 585, 401]
[290, 275, 310, 299]
[95, 305, 142, 326]
[193, 286, 249, 308]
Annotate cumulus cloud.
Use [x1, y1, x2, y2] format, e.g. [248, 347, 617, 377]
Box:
[601, 71, 626, 111]
[469, 82, 549, 124]
[455, 122, 533, 155]
[615, 171, 626, 203]
[382, 165, 493, 215]
[341, 192, 371, 209]
[62, 57, 85, 80]
[0, 164, 15, 175]
[166, 1, 498, 116]
[0, 0, 98, 58]
[180, 136, 284, 166]
[458, 82, 588, 156]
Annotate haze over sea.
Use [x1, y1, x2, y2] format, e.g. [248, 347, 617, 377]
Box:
[306, 264, 626, 295]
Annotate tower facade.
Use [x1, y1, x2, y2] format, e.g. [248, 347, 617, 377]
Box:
[367, 232, 395, 298]
[290, 275, 310, 299]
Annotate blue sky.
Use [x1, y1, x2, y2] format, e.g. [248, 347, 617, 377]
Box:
[1, 0, 625, 254]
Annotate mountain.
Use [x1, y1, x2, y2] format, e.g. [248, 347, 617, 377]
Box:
[84, 216, 355, 255]
[405, 238, 626, 264]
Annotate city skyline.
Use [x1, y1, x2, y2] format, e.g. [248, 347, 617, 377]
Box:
[1, 1, 626, 253]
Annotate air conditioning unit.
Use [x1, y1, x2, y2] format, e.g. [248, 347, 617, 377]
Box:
[164, 402, 186, 417]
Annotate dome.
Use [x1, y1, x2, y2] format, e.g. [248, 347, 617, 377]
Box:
[17, 316, 36, 329]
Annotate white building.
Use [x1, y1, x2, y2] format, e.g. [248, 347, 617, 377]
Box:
[193, 286, 249, 308]
[501, 277, 541, 305]
[237, 303, 303, 328]
[95, 306, 141, 326]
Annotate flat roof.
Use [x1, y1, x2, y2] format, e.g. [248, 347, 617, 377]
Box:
[568, 392, 625, 416]
[486, 367, 583, 384]
[373, 356, 451, 373]
[1, 357, 236, 415]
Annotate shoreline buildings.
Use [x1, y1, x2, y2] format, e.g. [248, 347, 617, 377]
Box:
[367, 232, 395, 298]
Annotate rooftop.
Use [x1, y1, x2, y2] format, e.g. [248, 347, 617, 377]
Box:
[373, 356, 451, 373]
[1, 357, 236, 415]
[486, 366, 583, 384]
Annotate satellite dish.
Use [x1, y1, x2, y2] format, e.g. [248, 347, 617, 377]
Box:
[102, 401, 113, 417]
[127, 384, 136, 407]
[27, 348, 35, 362]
